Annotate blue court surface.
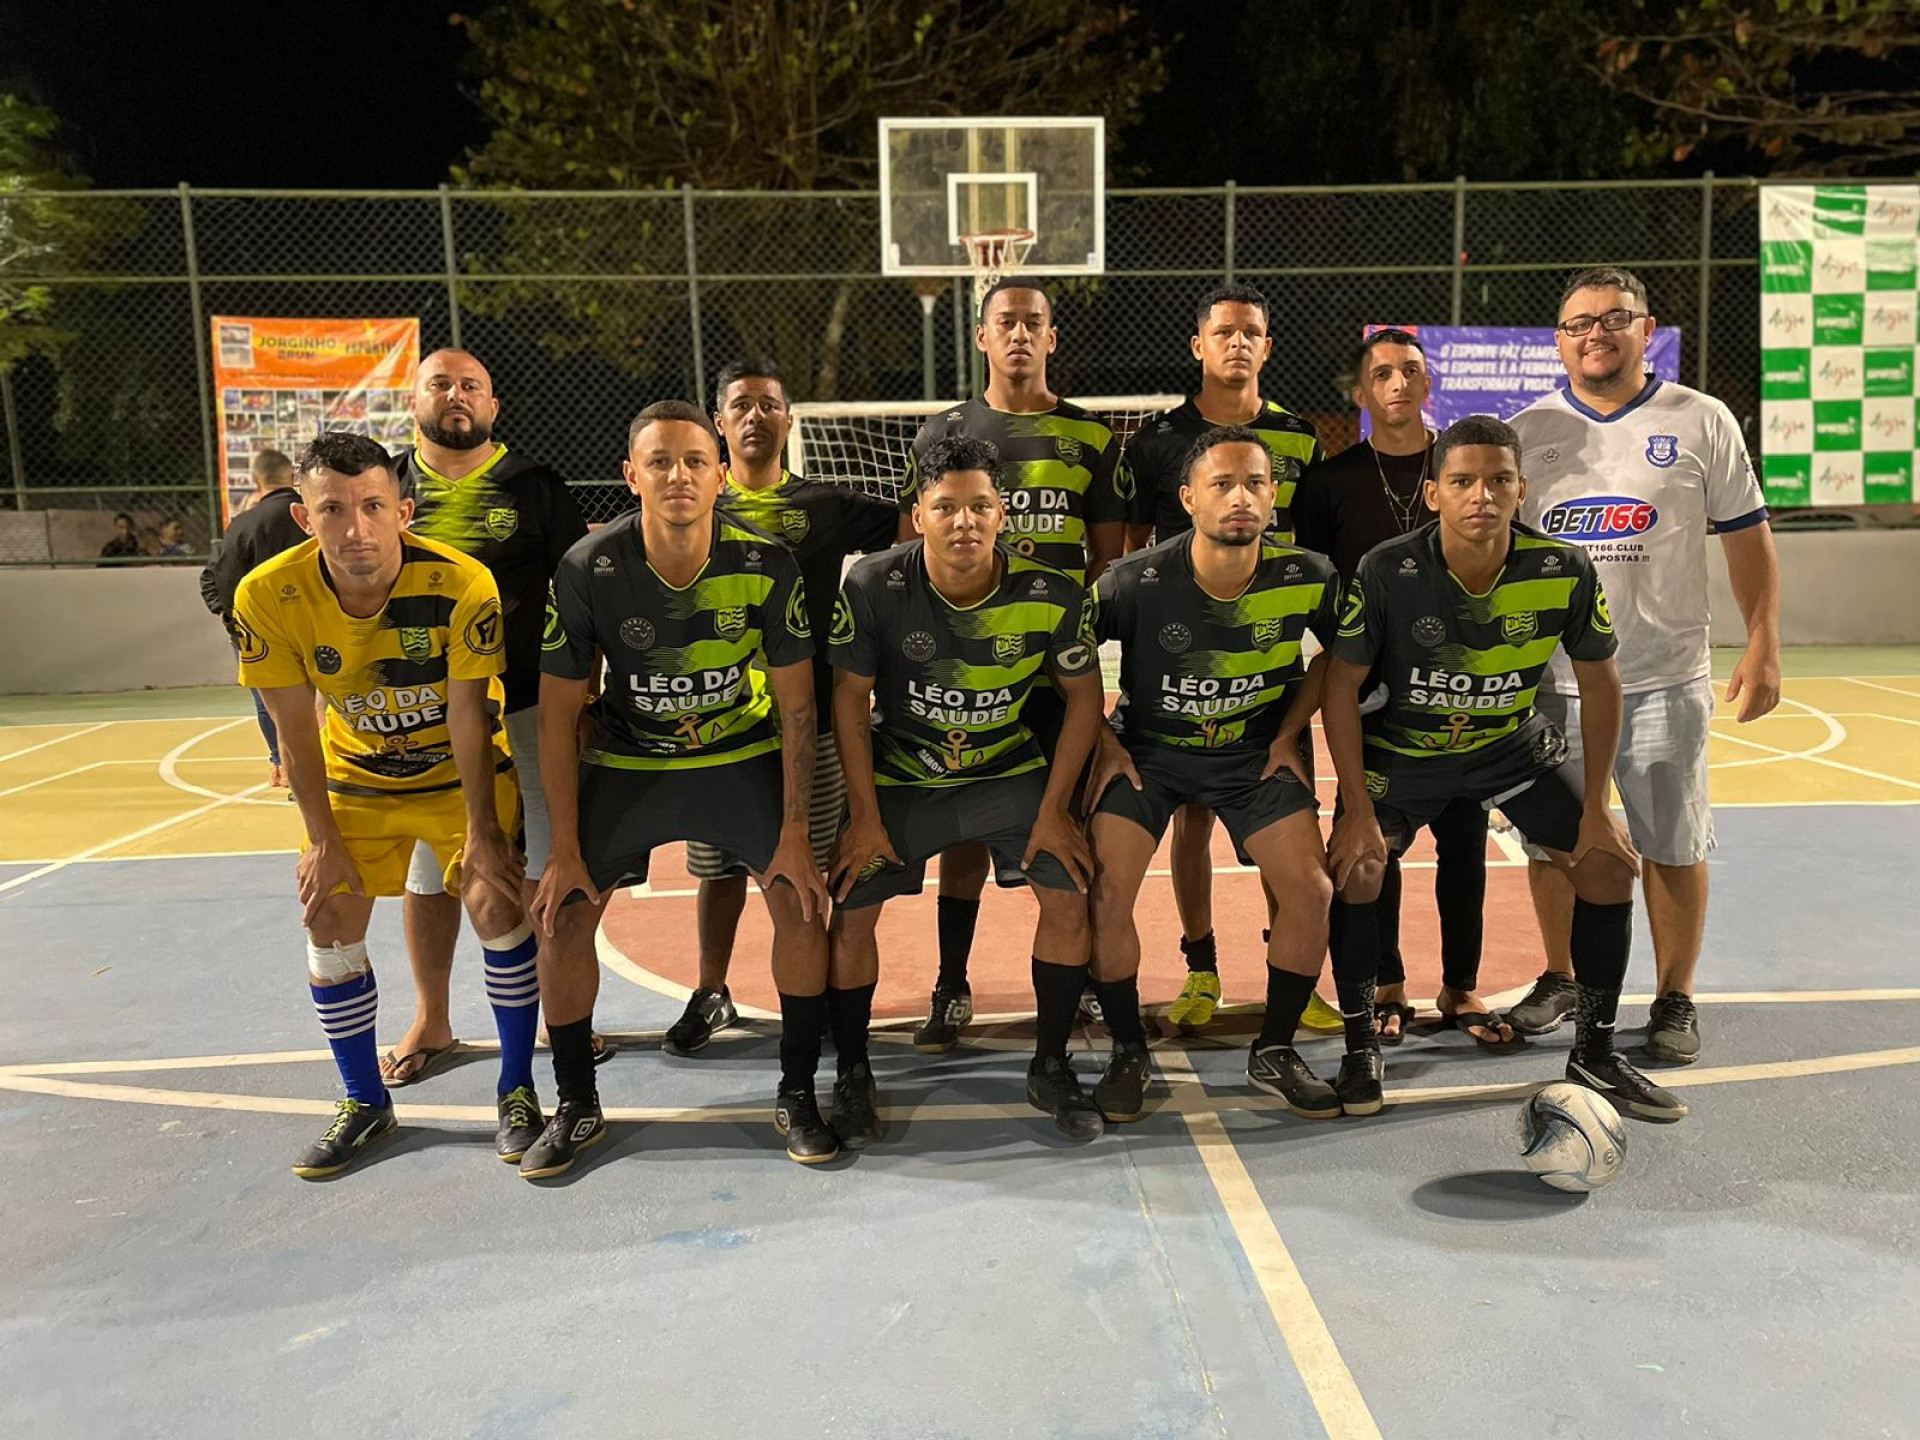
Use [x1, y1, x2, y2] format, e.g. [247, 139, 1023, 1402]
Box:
[2, 663, 1917, 1439]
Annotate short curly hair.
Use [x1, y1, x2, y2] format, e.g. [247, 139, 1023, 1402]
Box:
[917, 434, 1004, 494]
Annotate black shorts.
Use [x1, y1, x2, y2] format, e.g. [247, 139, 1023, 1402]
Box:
[1361, 714, 1584, 858]
[576, 751, 784, 895]
[839, 769, 1077, 909]
[1094, 741, 1317, 863]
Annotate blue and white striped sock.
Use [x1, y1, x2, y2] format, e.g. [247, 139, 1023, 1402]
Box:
[482, 922, 541, 1096]
[310, 971, 385, 1106]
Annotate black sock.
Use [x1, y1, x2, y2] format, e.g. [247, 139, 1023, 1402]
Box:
[1255, 967, 1318, 1051]
[1180, 931, 1218, 973]
[1570, 899, 1633, 1059]
[548, 1017, 599, 1107]
[1032, 957, 1089, 1061]
[826, 983, 875, 1075]
[778, 991, 828, 1092]
[936, 897, 980, 989]
[1375, 857, 1407, 987]
[1093, 975, 1145, 1045]
[1328, 898, 1381, 1053]
[1434, 845, 1487, 995]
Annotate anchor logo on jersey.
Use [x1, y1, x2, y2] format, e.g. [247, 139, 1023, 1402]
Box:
[940, 729, 983, 772]
[1198, 717, 1243, 749]
[674, 714, 706, 748]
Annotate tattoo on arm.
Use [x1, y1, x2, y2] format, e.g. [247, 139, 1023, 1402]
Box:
[781, 694, 817, 825]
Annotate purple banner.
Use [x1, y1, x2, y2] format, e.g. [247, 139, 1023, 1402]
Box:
[1361, 325, 1681, 434]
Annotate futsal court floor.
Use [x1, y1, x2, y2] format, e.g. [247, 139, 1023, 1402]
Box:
[1, 646, 1915, 1438]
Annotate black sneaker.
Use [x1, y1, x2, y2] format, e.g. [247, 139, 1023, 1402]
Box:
[831, 1063, 882, 1150]
[1333, 1047, 1385, 1117]
[292, 1097, 396, 1178]
[1246, 1045, 1341, 1119]
[1505, 972, 1579, 1035]
[1567, 1050, 1689, 1122]
[494, 1085, 546, 1163]
[1094, 1040, 1152, 1122]
[1645, 992, 1702, 1065]
[518, 1097, 607, 1179]
[663, 987, 738, 1057]
[912, 982, 973, 1053]
[775, 1086, 841, 1164]
[1027, 1055, 1105, 1142]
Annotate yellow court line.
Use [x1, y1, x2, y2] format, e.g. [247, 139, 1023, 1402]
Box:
[0, 722, 110, 763]
[1181, 1110, 1384, 1440]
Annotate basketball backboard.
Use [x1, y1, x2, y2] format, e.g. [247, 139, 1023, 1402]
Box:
[878, 117, 1105, 278]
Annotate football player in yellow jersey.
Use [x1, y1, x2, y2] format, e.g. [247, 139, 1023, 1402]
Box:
[232, 433, 548, 1178]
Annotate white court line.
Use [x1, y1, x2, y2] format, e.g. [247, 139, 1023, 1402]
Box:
[0, 760, 113, 801]
[1712, 726, 1920, 792]
[1707, 692, 1847, 771]
[0, 722, 110, 763]
[157, 718, 286, 807]
[0, 714, 254, 731]
[0, 778, 273, 899]
[1840, 676, 1920, 700]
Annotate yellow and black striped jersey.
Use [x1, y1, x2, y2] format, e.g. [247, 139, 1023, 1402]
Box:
[232, 533, 510, 795]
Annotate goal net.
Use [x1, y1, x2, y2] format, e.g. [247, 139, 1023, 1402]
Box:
[787, 396, 1187, 503]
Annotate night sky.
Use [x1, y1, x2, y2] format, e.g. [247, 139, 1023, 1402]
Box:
[1, 1, 482, 188]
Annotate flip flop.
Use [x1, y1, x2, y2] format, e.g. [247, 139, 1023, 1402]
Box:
[380, 1041, 461, 1087]
[1434, 1009, 1524, 1054]
[1373, 1001, 1415, 1047]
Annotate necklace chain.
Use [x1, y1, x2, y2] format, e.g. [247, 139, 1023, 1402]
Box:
[1369, 435, 1432, 533]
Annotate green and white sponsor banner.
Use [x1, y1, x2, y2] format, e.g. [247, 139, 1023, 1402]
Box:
[1759, 184, 1918, 507]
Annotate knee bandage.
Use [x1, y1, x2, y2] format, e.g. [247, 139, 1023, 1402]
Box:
[306, 936, 371, 984]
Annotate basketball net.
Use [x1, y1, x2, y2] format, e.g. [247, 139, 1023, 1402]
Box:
[960, 228, 1036, 315]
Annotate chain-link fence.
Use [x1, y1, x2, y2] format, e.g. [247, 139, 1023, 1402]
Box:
[0, 177, 1829, 563]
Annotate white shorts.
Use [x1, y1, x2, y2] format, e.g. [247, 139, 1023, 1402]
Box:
[685, 735, 846, 879]
[1526, 678, 1716, 867]
[405, 706, 549, 895]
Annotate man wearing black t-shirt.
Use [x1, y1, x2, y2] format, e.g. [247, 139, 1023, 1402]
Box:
[1294, 329, 1505, 1048]
[670, 358, 899, 1057]
[1120, 285, 1331, 1033]
[380, 350, 593, 1089]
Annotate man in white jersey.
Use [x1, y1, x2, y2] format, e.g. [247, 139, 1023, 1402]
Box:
[1508, 266, 1782, 1064]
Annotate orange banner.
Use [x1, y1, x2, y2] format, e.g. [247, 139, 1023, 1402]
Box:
[212, 316, 420, 523]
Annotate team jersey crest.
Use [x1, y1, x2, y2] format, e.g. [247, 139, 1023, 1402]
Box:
[399, 626, 434, 661]
[484, 506, 519, 540]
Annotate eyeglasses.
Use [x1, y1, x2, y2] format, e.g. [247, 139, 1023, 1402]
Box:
[1556, 308, 1648, 337]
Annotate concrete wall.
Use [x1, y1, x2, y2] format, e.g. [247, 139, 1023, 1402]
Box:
[0, 567, 235, 695]
[1, 530, 1916, 696]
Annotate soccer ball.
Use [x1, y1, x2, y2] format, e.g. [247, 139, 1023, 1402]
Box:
[1517, 1082, 1627, 1192]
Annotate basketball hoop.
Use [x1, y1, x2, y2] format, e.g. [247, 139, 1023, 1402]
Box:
[960, 227, 1036, 314]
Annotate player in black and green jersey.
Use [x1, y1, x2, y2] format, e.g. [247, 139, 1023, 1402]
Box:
[829, 435, 1109, 1145]
[388, 348, 596, 1090]
[1085, 426, 1343, 1121]
[1322, 415, 1684, 1122]
[892, 278, 1135, 1052]
[1119, 286, 1336, 1035]
[670, 358, 899, 1058]
[530, 401, 837, 1173]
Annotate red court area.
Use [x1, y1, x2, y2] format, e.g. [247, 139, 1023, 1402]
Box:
[602, 807, 1544, 1020]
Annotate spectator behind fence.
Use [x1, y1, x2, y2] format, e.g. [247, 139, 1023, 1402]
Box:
[199, 450, 309, 788]
[156, 519, 190, 558]
[98, 512, 143, 563]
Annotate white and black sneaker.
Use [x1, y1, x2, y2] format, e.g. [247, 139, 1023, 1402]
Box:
[1246, 1045, 1341, 1119]
[292, 1097, 397, 1179]
[1505, 972, 1579, 1035]
[518, 1098, 607, 1179]
[912, 983, 973, 1053]
[663, 987, 738, 1057]
[1567, 1051, 1688, 1122]
[1645, 992, 1702, 1065]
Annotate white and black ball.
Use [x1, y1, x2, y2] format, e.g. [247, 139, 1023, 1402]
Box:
[1518, 1082, 1627, 1192]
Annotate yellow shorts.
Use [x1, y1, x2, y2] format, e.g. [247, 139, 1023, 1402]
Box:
[314, 764, 523, 899]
